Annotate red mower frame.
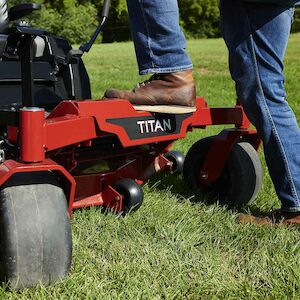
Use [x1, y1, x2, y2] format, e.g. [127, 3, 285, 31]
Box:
[0, 96, 260, 216]
[0, 6, 261, 217]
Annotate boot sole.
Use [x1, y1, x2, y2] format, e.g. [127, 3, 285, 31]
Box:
[133, 105, 196, 114]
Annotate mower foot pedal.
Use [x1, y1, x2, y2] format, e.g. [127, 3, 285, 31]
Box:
[133, 105, 196, 114]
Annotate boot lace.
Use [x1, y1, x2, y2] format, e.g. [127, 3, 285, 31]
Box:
[134, 74, 162, 91]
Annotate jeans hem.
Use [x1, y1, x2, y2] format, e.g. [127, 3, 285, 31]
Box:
[281, 207, 300, 213]
[139, 64, 193, 75]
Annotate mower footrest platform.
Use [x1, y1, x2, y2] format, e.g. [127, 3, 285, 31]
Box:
[133, 105, 196, 114]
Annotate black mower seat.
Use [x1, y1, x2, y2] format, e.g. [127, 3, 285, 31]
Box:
[9, 3, 41, 22]
[0, 3, 41, 34]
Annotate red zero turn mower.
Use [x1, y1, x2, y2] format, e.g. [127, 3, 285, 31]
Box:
[0, 0, 262, 290]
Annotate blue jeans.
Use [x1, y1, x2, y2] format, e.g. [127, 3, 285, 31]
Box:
[220, 0, 300, 212]
[126, 0, 192, 75]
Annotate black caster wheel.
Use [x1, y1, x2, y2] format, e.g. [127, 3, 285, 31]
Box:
[183, 136, 263, 208]
[0, 172, 72, 290]
[165, 150, 185, 174]
[114, 178, 144, 213]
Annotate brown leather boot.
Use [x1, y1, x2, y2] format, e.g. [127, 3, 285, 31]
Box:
[104, 70, 196, 112]
[238, 209, 300, 226]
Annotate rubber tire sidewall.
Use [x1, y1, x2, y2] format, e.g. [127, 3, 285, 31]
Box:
[114, 179, 144, 213]
[0, 173, 72, 290]
[183, 137, 263, 208]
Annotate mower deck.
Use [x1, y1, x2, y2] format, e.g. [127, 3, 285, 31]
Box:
[0, 96, 260, 216]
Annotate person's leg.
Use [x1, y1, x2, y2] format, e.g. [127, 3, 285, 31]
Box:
[126, 0, 192, 75]
[220, 0, 300, 219]
[104, 0, 196, 109]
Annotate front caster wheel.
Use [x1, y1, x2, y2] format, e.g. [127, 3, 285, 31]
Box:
[114, 179, 144, 213]
[165, 150, 185, 174]
[183, 137, 263, 208]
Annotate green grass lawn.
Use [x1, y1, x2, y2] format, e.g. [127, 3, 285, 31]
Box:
[4, 34, 300, 299]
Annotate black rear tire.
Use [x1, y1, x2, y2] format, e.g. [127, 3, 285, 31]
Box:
[0, 172, 72, 290]
[183, 137, 263, 208]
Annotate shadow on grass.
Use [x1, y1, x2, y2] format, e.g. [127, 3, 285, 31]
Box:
[73, 172, 269, 220]
[147, 172, 268, 218]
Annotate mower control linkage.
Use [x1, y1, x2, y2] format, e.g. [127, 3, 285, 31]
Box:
[79, 0, 111, 55]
